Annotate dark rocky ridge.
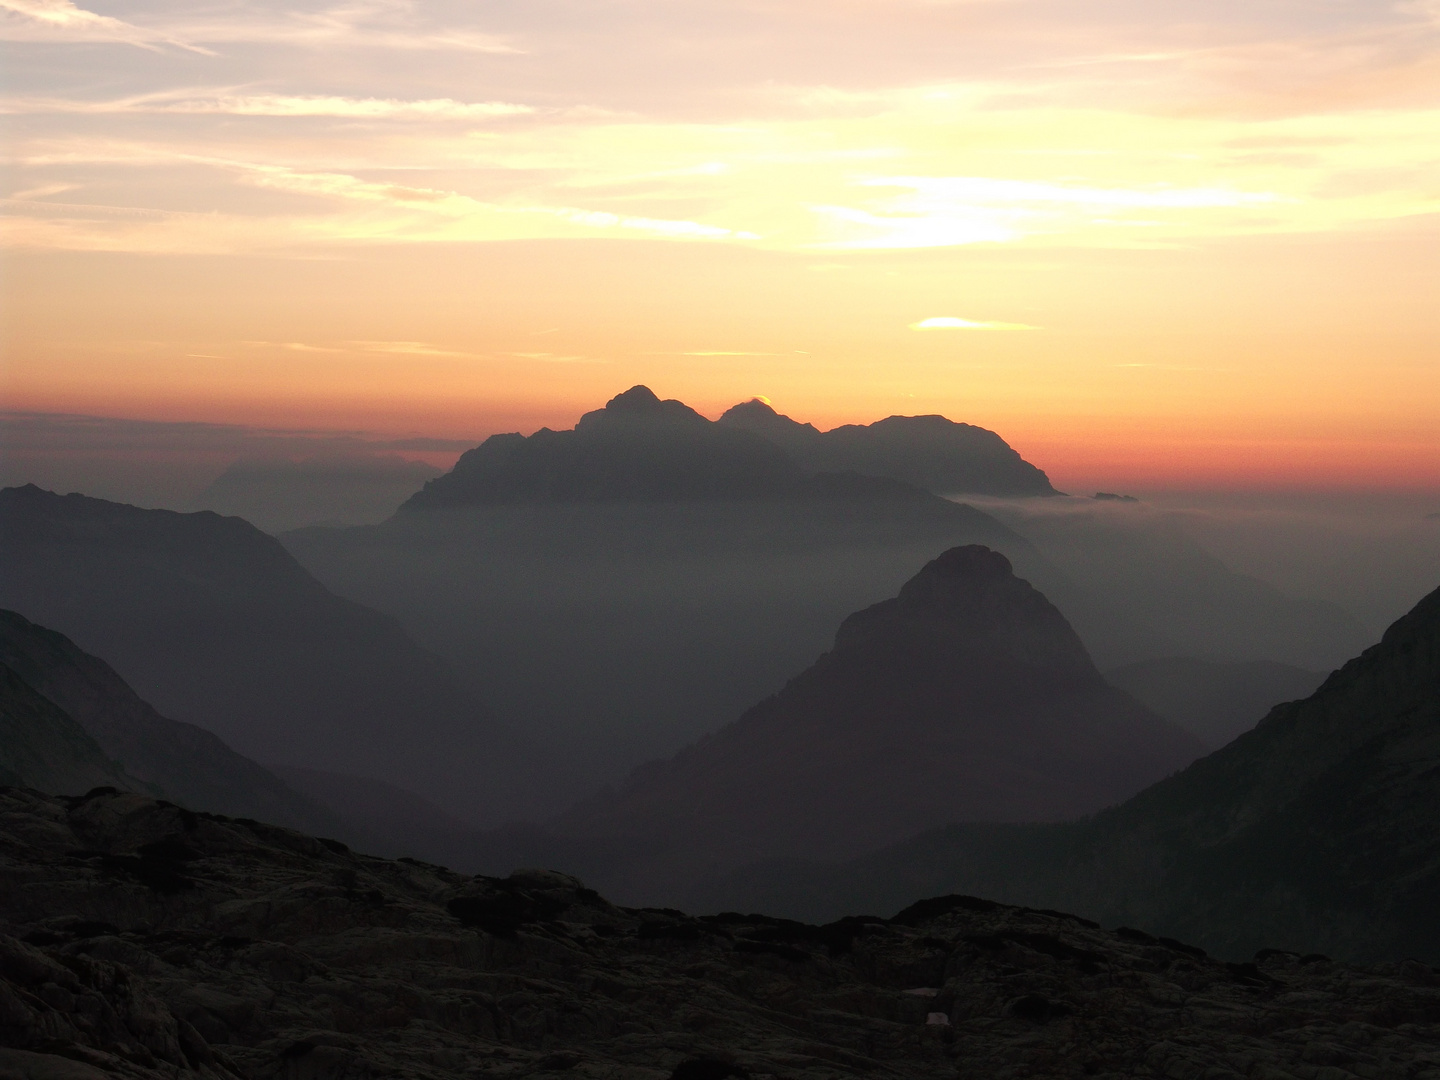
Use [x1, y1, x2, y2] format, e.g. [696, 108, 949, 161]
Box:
[545, 546, 1203, 903]
[0, 484, 544, 826]
[0, 609, 343, 837]
[4, 786, 1440, 1079]
[704, 581, 1440, 963]
[718, 398, 1058, 497]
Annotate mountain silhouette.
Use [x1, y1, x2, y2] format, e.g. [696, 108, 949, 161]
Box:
[291, 454, 1053, 802]
[546, 545, 1204, 902]
[0, 661, 141, 795]
[406, 385, 803, 507]
[718, 398, 1058, 496]
[0, 484, 545, 826]
[708, 580, 1440, 961]
[0, 608, 346, 834]
[405, 385, 1057, 509]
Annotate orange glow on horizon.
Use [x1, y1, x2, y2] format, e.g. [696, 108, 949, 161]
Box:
[2, 0, 1437, 490]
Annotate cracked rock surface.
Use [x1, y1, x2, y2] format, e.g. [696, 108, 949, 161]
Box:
[3, 787, 1440, 1079]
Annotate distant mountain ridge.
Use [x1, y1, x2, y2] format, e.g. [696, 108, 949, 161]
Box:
[705, 579, 1440, 962]
[406, 386, 802, 508]
[0, 484, 545, 826]
[543, 545, 1204, 904]
[719, 398, 1058, 496]
[403, 386, 1056, 509]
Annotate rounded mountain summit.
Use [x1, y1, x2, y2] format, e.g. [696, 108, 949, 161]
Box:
[549, 544, 1202, 901]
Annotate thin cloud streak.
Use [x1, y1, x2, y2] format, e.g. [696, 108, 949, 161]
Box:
[910, 317, 1038, 331]
[0, 0, 214, 53]
[1, 92, 534, 119]
[0, 0, 519, 53]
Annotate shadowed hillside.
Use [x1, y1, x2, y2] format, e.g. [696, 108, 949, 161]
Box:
[702, 580, 1440, 962]
[0, 608, 344, 835]
[532, 547, 1202, 904]
[0, 484, 547, 826]
[0, 662, 141, 795]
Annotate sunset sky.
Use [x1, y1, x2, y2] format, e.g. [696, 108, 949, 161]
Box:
[2, 0, 1438, 490]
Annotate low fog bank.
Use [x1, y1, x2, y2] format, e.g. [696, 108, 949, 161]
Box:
[0, 411, 460, 530]
[969, 489, 1440, 648]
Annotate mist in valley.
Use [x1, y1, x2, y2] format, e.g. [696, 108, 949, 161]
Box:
[4, 396, 1436, 849]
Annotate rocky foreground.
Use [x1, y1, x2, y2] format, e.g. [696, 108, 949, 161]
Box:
[3, 788, 1440, 1080]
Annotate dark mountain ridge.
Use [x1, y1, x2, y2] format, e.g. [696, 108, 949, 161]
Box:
[542, 546, 1204, 904]
[406, 385, 804, 508]
[703, 579, 1440, 962]
[405, 385, 1058, 510]
[0, 661, 141, 796]
[0, 608, 343, 835]
[0, 484, 544, 826]
[718, 397, 1059, 496]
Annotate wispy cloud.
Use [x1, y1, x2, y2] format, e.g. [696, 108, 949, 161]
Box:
[504, 352, 604, 363]
[866, 176, 1282, 211]
[351, 340, 472, 357]
[0, 0, 518, 53]
[279, 341, 344, 352]
[0, 0, 213, 53]
[816, 175, 1286, 248]
[910, 317, 1038, 331]
[813, 203, 1016, 248]
[237, 160, 758, 242]
[2, 92, 534, 120]
[7, 182, 77, 200]
[642, 350, 782, 356]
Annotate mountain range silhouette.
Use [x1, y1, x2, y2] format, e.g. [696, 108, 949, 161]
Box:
[404, 385, 1057, 509]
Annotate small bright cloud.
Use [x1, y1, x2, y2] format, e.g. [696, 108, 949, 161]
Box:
[910, 317, 1038, 330]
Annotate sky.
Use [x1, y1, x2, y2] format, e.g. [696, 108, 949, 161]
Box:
[2, 0, 1438, 491]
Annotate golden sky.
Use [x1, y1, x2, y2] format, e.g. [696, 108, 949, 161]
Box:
[2, 0, 1438, 489]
